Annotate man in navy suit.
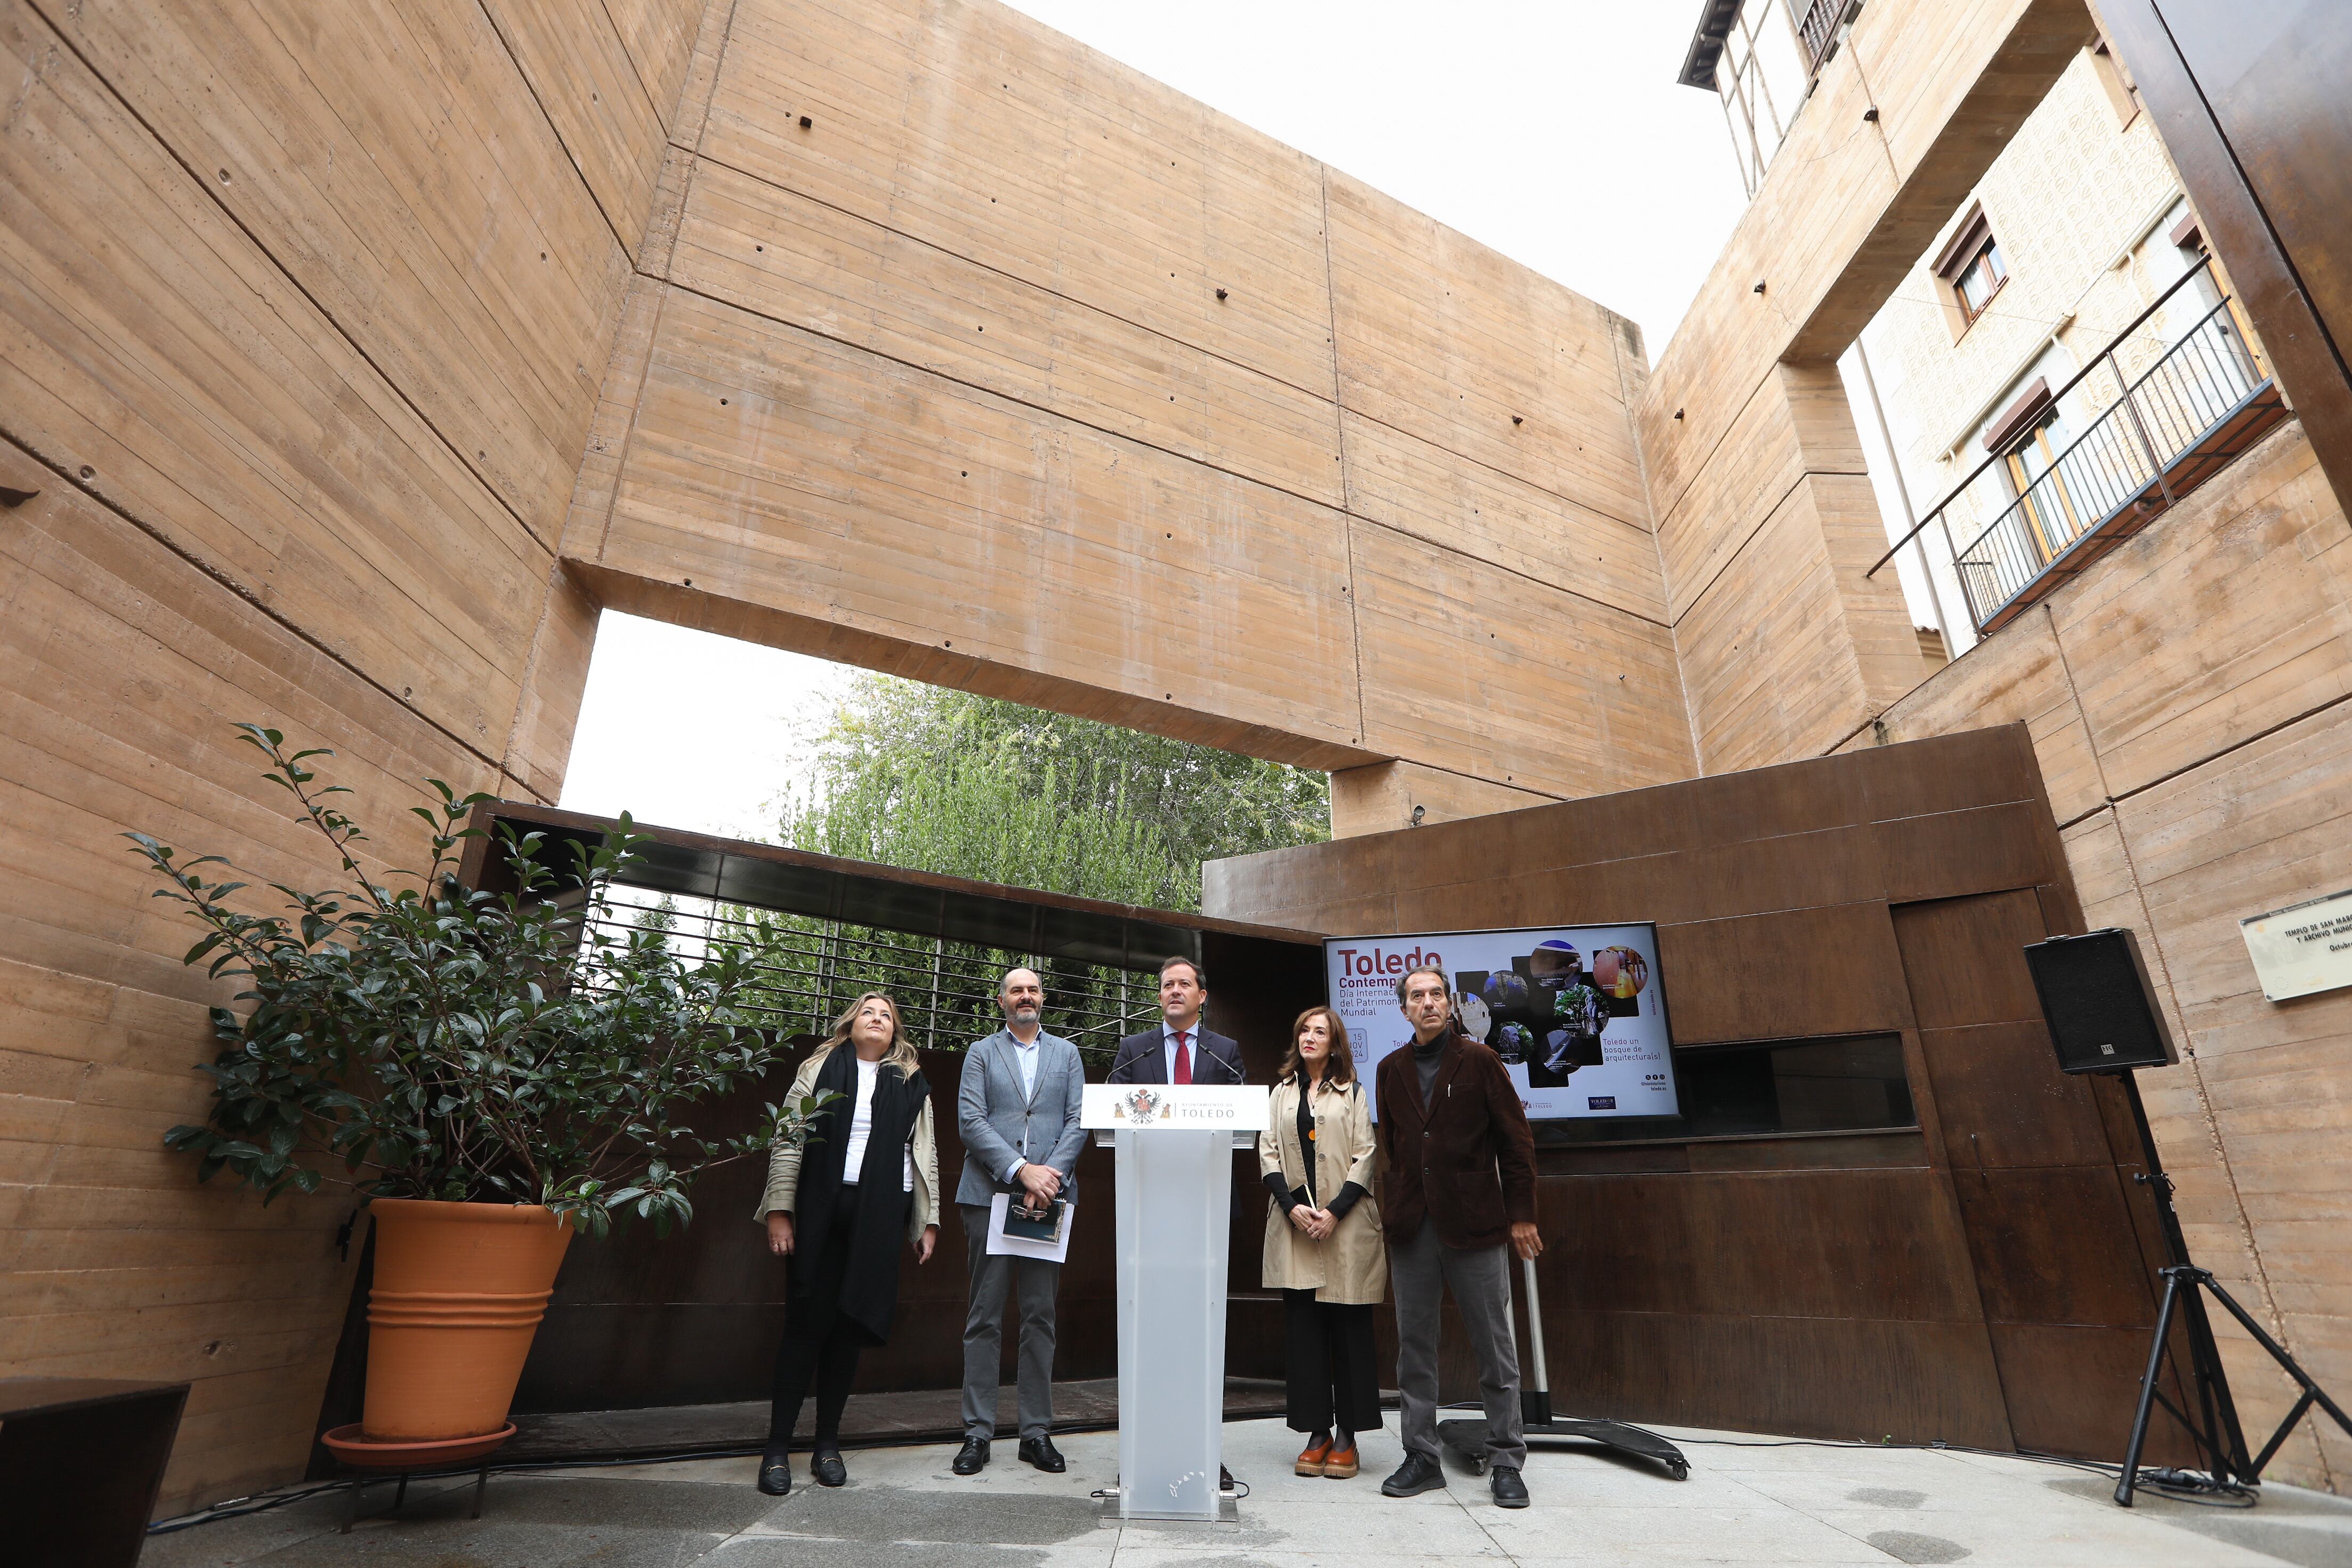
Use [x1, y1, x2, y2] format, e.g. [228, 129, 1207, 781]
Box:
[1107, 956, 1246, 1085]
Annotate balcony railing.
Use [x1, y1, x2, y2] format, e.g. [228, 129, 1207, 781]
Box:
[1869, 254, 2288, 636]
[1796, 0, 1855, 72]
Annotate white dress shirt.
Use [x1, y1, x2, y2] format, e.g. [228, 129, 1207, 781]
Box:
[1161, 1018, 1210, 1082]
[840, 1056, 915, 1192]
[1001, 1030, 1040, 1184]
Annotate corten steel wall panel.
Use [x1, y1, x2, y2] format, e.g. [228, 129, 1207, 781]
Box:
[567, 0, 1692, 805]
[1889, 891, 2185, 1461]
[1205, 728, 2191, 1453]
[513, 933, 1316, 1412]
[1660, 904, 1912, 1045]
[0, 0, 703, 1514]
[518, 1049, 1126, 1410]
[1550, 1311, 2014, 1447]
[1204, 729, 2154, 1457]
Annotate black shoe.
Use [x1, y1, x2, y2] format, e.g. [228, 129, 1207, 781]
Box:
[1017, 1435, 1065, 1473]
[812, 1449, 847, 1488]
[1490, 1464, 1529, 1508]
[952, 1436, 990, 1475]
[1381, 1452, 1446, 1498]
[757, 1447, 792, 1496]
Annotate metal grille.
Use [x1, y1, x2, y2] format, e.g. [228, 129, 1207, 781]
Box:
[1796, 0, 1849, 72]
[587, 884, 1160, 1061]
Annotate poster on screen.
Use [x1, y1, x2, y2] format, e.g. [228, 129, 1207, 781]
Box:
[1323, 925, 1677, 1122]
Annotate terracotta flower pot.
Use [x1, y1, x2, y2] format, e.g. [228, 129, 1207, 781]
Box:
[361, 1198, 573, 1442]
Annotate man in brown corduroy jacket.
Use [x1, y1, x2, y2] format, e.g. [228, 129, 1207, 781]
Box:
[1373, 964, 1541, 1508]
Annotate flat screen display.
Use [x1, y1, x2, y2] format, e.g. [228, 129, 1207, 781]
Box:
[1323, 925, 1676, 1122]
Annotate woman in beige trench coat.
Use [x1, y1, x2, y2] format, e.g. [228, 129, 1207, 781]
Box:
[1260, 1005, 1387, 1480]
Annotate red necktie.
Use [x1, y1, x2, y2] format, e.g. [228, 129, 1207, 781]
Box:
[1173, 1030, 1192, 1085]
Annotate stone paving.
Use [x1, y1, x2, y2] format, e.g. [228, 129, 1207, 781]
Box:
[146, 1415, 2352, 1567]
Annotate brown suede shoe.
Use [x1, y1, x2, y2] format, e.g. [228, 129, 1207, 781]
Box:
[1323, 1442, 1360, 1479]
[1294, 1438, 1332, 1477]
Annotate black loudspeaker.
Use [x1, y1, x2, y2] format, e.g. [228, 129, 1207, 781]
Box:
[2023, 928, 2179, 1074]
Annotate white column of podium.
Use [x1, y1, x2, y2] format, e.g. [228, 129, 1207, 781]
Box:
[1114, 1127, 1232, 1519]
[1082, 1085, 1269, 1523]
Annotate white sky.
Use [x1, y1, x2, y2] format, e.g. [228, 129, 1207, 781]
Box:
[562, 3, 1755, 837]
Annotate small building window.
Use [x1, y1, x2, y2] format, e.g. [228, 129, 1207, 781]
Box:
[1932, 205, 2008, 330]
[2090, 35, 2141, 127]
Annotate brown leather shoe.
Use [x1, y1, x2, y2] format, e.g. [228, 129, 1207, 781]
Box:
[1294, 1438, 1332, 1477]
[1322, 1441, 1359, 1479]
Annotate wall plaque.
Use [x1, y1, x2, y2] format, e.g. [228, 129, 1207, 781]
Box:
[2240, 887, 2352, 1002]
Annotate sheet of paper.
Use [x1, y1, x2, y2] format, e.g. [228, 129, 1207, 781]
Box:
[986, 1191, 1074, 1262]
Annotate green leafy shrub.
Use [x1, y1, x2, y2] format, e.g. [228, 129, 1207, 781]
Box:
[128, 725, 829, 1236]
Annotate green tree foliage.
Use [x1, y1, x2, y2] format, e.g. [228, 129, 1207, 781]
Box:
[129, 726, 833, 1235]
[777, 675, 1330, 912]
[729, 677, 1332, 1058]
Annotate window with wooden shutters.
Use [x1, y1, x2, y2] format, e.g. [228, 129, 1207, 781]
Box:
[1932, 205, 2008, 331]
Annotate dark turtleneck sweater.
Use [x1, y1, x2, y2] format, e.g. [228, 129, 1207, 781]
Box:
[1413, 1031, 1447, 1101]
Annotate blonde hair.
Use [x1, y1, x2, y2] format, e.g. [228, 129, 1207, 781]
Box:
[811, 991, 920, 1075]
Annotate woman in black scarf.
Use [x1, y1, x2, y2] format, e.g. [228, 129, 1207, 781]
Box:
[754, 991, 940, 1494]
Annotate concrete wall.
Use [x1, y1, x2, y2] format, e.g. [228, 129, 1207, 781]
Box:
[7, 0, 2345, 1510]
[0, 0, 1691, 1510]
[0, 0, 709, 1510]
[561, 0, 1694, 817]
[1629, 0, 2095, 775]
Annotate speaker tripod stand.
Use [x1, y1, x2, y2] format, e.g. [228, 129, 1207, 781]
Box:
[2113, 1070, 2352, 1507]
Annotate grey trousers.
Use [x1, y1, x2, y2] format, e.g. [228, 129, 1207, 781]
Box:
[1389, 1219, 1526, 1468]
[960, 1203, 1058, 1440]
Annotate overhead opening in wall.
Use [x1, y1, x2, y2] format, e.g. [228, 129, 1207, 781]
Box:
[551, 611, 1332, 1060]
[561, 611, 1332, 919]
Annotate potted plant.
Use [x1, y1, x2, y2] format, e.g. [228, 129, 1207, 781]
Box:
[129, 725, 829, 1454]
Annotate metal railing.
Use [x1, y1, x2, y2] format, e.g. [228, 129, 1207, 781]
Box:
[585, 883, 1160, 1062]
[1796, 0, 1853, 71]
[1869, 254, 2276, 633]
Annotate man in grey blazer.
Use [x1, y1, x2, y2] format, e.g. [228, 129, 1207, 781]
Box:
[953, 966, 1087, 1476]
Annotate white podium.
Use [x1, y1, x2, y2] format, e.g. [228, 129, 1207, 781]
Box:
[1082, 1083, 1270, 1521]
